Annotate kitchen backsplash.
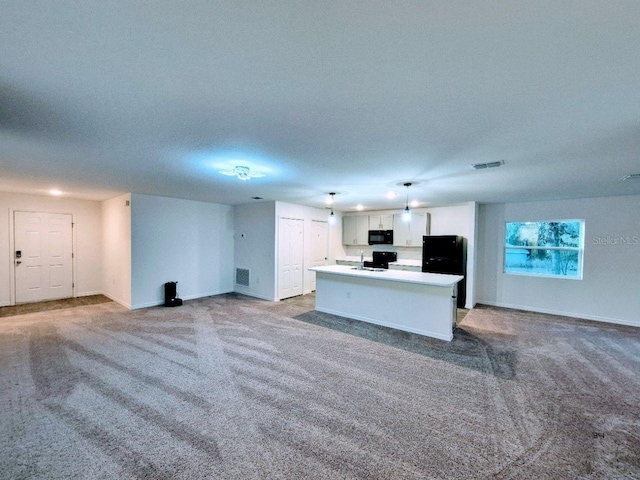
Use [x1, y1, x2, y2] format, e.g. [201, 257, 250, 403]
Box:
[344, 245, 422, 260]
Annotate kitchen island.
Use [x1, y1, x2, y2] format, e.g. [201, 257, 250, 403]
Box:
[308, 265, 463, 341]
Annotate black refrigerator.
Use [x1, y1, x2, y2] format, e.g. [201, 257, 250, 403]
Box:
[422, 235, 466, 308]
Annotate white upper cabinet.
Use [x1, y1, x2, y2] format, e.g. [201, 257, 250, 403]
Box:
[410, 212, 430, 246]
[369, 214, 393, 230]
[342, 216, 370, 245]
[393, 212, 430, 247]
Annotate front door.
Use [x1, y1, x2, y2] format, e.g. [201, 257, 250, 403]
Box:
[277, 217, 304, 300]
[14, 211, 73, 304]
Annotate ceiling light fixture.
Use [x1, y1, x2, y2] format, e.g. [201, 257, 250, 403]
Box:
[49, 189, 62, 196]
[620, 173, 640, 181]
[386, 191, 396, 200]
[328, 192, 336, 224]
[402, 183, 412, 222]
[219, 165, 265, 181]
[356, 204, 364, 211]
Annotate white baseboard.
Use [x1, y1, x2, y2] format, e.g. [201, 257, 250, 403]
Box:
[237, 292, 277, 302]
[129, 289, 234, 310]
[233, 289, 277, 302]
[477, 300, 640, 328]
[0, 301, 10, 308]
[101, 292, 132, 310]
[76, 290, 102, 297]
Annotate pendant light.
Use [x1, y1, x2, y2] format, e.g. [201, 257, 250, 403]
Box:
[328, 192, 336, 224]
[402, 183, 412, 222]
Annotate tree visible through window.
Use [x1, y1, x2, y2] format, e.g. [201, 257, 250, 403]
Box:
[504, 220, 584, 278]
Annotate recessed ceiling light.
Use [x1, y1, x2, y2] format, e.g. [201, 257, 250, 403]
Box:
[49, 189, 62, 196]
[386, 191, 396, 199]
[472, 160, 505, 170]
[410, 200, 420, 207]
[356, 204, 364, 211]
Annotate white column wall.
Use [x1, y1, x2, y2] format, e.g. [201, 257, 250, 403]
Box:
[233, 202, 277, 301]
[101, 193, 132, 307]
[130, 194, 234, 309]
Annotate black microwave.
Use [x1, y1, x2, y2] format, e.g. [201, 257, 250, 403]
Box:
[368, 230, 393, 245]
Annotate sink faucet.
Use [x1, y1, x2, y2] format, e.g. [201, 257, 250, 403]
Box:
[359, 250, 364, 270]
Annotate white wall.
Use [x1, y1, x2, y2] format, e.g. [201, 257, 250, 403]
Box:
[130, 194, 234, 309]
[234, 201, 277, 300]
[0, 191, 102, 306]
[101, 193, 132, 308]
[343, 203, 477, 307]
[477, 195, 640, 327]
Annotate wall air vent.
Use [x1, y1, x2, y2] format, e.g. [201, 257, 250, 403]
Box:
[235, 268, 250, 287]
[472, 160, 505, 170]
[620, 173, 640, 181]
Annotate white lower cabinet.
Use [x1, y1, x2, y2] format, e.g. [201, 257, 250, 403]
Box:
[336, 260, 360, 267]
[388, 264, 422, 272]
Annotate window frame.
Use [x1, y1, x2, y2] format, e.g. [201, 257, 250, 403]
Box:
[504, 219, 585, 280]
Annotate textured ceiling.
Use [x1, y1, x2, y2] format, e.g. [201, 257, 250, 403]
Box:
[1, 1, 639, 211]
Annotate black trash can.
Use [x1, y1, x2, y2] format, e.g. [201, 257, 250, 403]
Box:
[164, 281, 183, 307]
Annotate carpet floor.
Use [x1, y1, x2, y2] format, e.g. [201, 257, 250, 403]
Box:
[0, 293, 638, 479]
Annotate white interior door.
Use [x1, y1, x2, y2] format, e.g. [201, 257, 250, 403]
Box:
[14, 211, 73, 304]
[310, 220, 329, 291]
[277, 217, 304, 300]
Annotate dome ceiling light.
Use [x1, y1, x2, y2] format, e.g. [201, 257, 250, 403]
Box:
[219, 165, 265, 181]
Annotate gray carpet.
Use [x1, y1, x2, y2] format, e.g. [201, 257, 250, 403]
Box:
[1, 294, 639, 479]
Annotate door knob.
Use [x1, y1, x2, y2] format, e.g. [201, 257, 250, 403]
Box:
[15, 260, 22, 265]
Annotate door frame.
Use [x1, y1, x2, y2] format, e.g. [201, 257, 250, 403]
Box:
[8, 209, 77, 306]
[276, 216, 305, 300]
[309, 219, 329, 292]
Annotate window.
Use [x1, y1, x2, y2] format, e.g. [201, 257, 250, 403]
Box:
[504, 220, 584, 279]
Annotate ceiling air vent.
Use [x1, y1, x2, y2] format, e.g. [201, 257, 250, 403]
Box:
[235, 268, 250, 287]
[472, 160, 504, 170]
[620, 174, 640, 181]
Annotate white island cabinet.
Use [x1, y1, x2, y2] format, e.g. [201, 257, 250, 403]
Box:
[308, 265, 463, 341]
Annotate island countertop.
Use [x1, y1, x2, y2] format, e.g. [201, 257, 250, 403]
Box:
[309, 265, 463, 287]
